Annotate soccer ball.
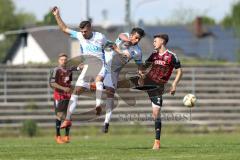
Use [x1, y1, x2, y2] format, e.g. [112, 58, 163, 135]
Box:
[183, 94, 197, 108]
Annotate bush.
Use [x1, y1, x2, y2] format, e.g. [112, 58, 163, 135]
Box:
[25, 101, 38, 110]
[21, 120, 38, 137]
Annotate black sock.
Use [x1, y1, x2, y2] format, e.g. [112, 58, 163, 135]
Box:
[155, 118, 161, 140]
[65, 127, 70, 136]
[56, 119, 61, 136]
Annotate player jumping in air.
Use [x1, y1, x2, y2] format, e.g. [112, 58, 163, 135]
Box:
[52, 7, 108, 129]
[102, 28, 145, 133]
[141, 34, 183, 149]
[49, 53, 73, 144]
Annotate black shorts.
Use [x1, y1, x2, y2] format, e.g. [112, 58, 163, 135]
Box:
[147, 91, 163, 107]
[54, 100, 69, 120]
[129, 76, 164, 107]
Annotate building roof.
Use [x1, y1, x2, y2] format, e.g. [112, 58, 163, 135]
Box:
[4, 24, 240, 64]
[145, 25, 240, 61]
[31, 29, 71, 60]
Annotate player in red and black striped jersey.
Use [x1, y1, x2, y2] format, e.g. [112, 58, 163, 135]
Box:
[49, 53, 74, 144]
[140, 34, 183, 149]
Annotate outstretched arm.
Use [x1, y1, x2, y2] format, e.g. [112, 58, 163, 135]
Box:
[170, 68, 183, 95]
[118, 33, 130, 42]
[52, 6, 71, 35]
[50, 82, 71, 93]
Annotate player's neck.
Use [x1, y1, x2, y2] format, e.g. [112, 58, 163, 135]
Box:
[158, 46, 167, 54]
[59, 65, 66, 69]
[86, 32, 93, 39]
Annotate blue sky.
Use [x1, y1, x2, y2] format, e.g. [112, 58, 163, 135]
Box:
[13, 0, 238, 25]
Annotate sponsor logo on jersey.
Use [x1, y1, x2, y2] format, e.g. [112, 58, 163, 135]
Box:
[84, 45, 102, 53]
[154, 60, 166, 65]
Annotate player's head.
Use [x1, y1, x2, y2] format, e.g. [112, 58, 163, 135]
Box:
[153, 34, 169, 49]
[79, 20, 92, 39]
[129, 27, 145, 45]
[58, 53, 68, 67]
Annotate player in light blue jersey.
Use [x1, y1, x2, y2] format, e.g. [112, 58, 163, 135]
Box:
[52, 6, 107, 129]
[102, 28, 145, 133]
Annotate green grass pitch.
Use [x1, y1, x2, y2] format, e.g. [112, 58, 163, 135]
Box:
[0, 133, 240, 160]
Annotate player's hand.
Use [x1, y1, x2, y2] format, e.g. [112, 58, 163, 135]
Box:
[63, 87, 71, 93]
[138, 77, 144, 86]
[138, 70, 145, 78]
[78, 63, 84, 70]
[123, 41, 132, 47]
[109, 44, 118, 50]
[170, 83, 176, 95]
[52, 6, 59, 16]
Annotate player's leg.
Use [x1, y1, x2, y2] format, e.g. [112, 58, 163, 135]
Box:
[95, 61, 107, 115]
[102, 71, 118, 133]
[95, 75, 104, 115]
[152, 104, 161, 150]
[103, 86, 115, 133]
[61, 66, 89, 129]
[54, 100, 65, 144]
[149, 93, 163, 150]
[61, 86, 88, 129]
[61, 100, 71, 143]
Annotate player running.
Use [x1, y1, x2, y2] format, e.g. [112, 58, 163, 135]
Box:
[102, 28, 145, 133]
[52, 7, 108, 129]
[49, 53, 73, 144]
[140, 34, 183, 149]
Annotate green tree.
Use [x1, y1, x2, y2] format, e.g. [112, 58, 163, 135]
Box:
[231, 1, 240, 28]
[0, 0, 36, 62]
[221, 1, 240, 62]
[168, 7, 215, 25]
[0, 0, 17, 32]
[221, 15, 233, 28]
[0, 0, 36, 31]
[41, 10, 57, 25]
[201, 16, 216, 25]
[221, 1, 240, 29]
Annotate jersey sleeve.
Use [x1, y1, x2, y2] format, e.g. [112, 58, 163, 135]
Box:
[115, 33, 129, 48]
[133, 49, 143, 65]
[69, 29, 84, 41]
[49, 68, 58, 84]
[101, 34, 108, 46]
[144, 53, 154, 68]
[172, 54, 181, 69]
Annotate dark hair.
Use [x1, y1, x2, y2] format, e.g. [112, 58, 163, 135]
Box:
[79, 20, 91, 29]
[131, 27, 145, 38]
[58, 53, 68, 58]
[154, 34, 169, 45]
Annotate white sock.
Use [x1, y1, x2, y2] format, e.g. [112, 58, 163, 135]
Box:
[96, 81, 103, 107]
[66, 94, 78, 120]
[104, 98, 114, 124]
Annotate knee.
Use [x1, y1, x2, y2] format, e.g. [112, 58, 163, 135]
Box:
[152, 112, 160, 121]
[95, 75, 103, 82]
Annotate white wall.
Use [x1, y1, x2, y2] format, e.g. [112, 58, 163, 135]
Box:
[11, 34, 49, 65]
[71, 40, 81, 58]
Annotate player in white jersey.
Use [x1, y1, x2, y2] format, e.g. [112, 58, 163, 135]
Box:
[102, 28, 145, 133]
[52, 6, 107, 129]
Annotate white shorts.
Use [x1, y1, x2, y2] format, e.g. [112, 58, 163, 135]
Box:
[152, 102, 162, 109]
[103, 71, 119, 89]
[75, 57, 106, 88]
